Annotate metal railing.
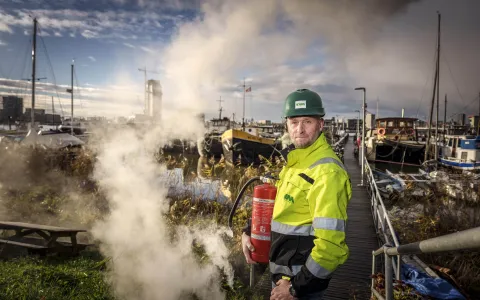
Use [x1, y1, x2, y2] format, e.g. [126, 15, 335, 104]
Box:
[363, 155, 402, 280]
[372, 226, 480, 300]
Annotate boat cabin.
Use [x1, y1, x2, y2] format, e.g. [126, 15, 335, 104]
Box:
[439, 135, 480, 170]
[375, 117, 417, 141]
[206, 117, 231, 134]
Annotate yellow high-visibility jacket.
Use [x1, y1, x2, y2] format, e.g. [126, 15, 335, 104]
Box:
[269, 133, 351, 297]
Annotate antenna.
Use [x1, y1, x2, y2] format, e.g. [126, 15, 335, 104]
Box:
[217, 96, 224, 119]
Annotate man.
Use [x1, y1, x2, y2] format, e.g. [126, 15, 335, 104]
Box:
[242, 89, 352, 299]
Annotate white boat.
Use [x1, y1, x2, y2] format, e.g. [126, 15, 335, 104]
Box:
[439, 135, 480, 171]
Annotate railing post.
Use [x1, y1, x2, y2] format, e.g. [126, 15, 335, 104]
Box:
[385, 251, 393, 300]
[371, 251, 376, 299]
[396, 256, 401, 280]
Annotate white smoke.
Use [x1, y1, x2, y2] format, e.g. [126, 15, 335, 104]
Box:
[90, 117, 230, 299]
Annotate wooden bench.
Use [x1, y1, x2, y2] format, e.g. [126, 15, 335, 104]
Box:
[0, 221, 89, 256]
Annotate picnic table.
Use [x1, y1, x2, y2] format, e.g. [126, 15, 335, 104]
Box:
[0, 221, 89, 255]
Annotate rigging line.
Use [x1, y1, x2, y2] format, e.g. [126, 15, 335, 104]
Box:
[38, 25, 65, 117]
[415, 43, 438, 119]
[441, 53, 465, 106]
[73, 68, 85, 110]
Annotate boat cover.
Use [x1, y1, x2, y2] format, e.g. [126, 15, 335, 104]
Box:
[401, 263, 466, 299]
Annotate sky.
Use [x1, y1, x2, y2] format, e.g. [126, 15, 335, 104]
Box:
[0, 0, 479, 122]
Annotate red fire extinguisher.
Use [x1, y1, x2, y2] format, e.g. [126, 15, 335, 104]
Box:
[250, 182, 277, 263]
[228, 176, 277, 263]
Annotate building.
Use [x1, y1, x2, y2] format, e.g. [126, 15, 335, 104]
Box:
[257, 120, 272, 125]
[347, 119, 359, 131]
[146, 80, 162, 120]
[44, 113, 62, 125]
[455, 113, 466, 126]
[1, 96, 24, 123]
[365, 113, 376, 130]
[468, 115, 479, 134]
[23, 108, 46, 123]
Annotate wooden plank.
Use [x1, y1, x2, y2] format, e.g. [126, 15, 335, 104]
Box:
[0, 238, 47, 249]
[0, 221, 86, 233]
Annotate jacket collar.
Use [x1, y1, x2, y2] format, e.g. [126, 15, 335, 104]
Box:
[285, 132, 329, 167]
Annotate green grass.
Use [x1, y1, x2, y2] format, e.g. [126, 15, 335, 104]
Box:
[0, 252, 113, 300]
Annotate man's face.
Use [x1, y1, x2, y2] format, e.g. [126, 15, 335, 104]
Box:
[287, 116, 324, 148]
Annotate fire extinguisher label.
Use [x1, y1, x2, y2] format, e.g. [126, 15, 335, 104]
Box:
[251, 233, 271, 241]
[252, 197, 275, 239]
[253, 198, 275, 204]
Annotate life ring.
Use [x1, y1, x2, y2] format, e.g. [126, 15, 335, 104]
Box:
[377, 128, 386, 136]
[407, 128, 415, 135]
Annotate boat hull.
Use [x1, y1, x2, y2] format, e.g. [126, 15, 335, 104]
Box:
[221, 129, 281, 165]
[373, 139, 425, 165]
[439, 158, 480, 171]
[197, 134, 223, 158]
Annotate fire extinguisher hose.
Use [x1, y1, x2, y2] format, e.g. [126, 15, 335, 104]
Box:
[228, 176, 262, 230]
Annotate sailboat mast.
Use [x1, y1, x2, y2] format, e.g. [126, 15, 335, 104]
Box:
[71, 61, 74, 135]
[242, 78, 246, 130]
[443, 94, 447, 139]
[31, 18, 37, 130]
[424, 12, 441, 162]
[435, 12, 441, 160]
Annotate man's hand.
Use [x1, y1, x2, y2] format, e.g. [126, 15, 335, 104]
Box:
[270, 279, 294, 300]
[241, 232, 257, 264]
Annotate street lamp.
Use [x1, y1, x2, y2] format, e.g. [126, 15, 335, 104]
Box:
[354, 87, 366, 186]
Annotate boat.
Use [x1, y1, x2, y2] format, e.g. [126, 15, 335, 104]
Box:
[372, 169, 403, 198]
[22, 129, 85, 149]
[366, 117, 425, 165]
[197, 117, 231, 158]
[220, 80, 282, 165]
[221, 128, 281, 165]
[438, 135, 480, 171]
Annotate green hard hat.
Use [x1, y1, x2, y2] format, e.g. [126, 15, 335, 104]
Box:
[283, 89, 325, 118]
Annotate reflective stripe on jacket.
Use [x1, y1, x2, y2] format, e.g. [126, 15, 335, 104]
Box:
[269, 133, 352, 297]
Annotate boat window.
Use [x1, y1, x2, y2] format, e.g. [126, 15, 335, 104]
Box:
[457, 138, 462, 147]
[387, 121, 394, 127]
[461, 152, 467, 161]
[379, 121, 386, 128]
[399, 121, 406, 127]
[447, 138, 452, 146]
[407, 121, 413, 127]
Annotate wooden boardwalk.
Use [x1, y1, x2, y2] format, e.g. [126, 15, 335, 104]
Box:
[324, 139, 380, 300]
[253, 138, 380, 299]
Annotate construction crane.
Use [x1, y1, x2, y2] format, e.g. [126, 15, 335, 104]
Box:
[138, 67, 160, 115]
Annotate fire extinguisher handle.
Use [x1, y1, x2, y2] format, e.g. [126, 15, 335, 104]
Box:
[228, 176, 262, 230]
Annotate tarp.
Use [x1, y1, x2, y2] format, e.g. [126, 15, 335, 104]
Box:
[401, 263, 466, 300]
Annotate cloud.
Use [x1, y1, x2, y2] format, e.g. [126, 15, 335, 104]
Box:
[0, 7, 186, 43]
[140, 46, 154, 53]
[54, 31, 62, 37]
[88, 56, 96, 62]
[0, 23, 13, 33]
[0, 77, 143, 118]
[81, 29, 98, 39]
[0, 40, 6, 46]
[158, 0, 480, 121]
[123, 42, 136, 48]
